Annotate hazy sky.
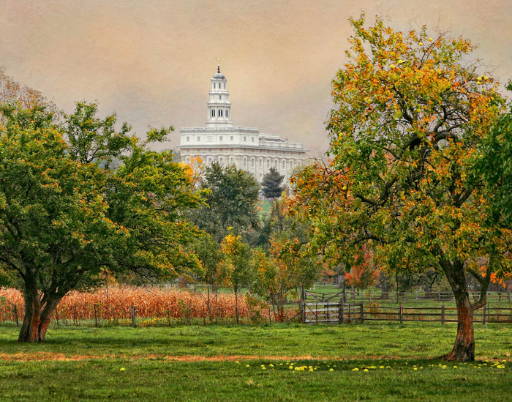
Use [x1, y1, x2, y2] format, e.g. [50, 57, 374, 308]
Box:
[1, 0, 511, 155]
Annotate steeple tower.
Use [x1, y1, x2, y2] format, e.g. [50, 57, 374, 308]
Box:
[207, 66, 232, 127]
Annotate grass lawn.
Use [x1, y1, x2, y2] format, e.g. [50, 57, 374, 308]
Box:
[0, 323, 510, 400]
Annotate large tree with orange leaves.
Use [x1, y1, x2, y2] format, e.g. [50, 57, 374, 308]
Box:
[292, 16, 512, 361]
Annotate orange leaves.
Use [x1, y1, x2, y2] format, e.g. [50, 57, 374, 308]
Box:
[345, 247, 380, 289]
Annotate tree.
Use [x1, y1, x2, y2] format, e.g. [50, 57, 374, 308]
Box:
[262, 168, 285, 199]
[344, 246, 380, 289]
[188, 162, 260, 241]
[219, 233, 254, 324]
[253, 196, 287, 249]
[0, 103, 202, 342]
[190, 232, 227, 320]
[475, 83, 512, 227]
[292, 17, 512, 361]
[64, 102, 133, 165]
[251, 197, 319, 319]
[0, 69, 47, 108]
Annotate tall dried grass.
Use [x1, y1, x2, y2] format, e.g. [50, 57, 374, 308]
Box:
[0, 286, 273, 323]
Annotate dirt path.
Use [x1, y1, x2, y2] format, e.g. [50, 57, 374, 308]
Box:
[0, 352, 508, 362]
[0, 353, 393, 362]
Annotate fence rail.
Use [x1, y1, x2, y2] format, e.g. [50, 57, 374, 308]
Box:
[301, 302, 512, 324]
[304, 289, 512, 305]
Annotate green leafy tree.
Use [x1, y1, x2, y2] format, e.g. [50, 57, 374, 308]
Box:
[262, 168, 285, 199]
[252, 197, 319, 320]
[292, 17, 511, 361]
[254, 198, 287, 249]
[220, 233, 255, 323]
[0, 103, 202, 342]
[474, 83, 512, 228]
[64, 102, 133, 165]
[190, 233, 226, 320]
[189, 162, 260, 241]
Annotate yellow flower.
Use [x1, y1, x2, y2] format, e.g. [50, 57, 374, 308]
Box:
[363, 369, 369, 372]
[329, 368, 334, 372]
[119, 367, 126, 372]
[352, 368, 359, 372]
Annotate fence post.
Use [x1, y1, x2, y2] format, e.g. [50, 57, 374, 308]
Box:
[315, 302, 318, 324]
[300, 288, 305, 323]
[94, 304, 99, 327]
[483, 303, 487, 325]
[399, 304, 403, 324]
[441, 305, 445, 325]
[348, 303, 351, 323]
[130, 305, 137, 327]
[12, 304, 19, 327]
[338, 302, 344, 324]
[360, 303, 364, 323]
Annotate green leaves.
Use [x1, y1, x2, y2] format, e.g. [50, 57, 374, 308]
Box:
[472, 91, 512, 255]
[262, 168, 285, 199]
[0, 102, 204, 298]
[188, 162, 260, 242]
[64, 102, 135, 165]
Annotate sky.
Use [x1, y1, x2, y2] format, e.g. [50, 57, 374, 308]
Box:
[0, 0, 511, 156]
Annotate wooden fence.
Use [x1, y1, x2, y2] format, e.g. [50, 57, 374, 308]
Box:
[301, 302, 512, 324]
[304, 289, 512, 305]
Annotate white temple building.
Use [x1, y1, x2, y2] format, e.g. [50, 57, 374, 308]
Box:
[179, 67, 307, 182]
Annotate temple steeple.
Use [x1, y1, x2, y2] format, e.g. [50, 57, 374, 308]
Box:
[207, 66, 232, 127]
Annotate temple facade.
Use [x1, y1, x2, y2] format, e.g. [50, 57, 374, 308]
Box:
[178, 67, 307, 182]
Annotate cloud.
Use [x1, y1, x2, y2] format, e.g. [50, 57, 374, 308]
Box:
[0, 0, 510, 155]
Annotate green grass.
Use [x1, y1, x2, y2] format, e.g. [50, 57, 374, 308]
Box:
[0, 323, 510, 358]
[0, 323, 511, 400]
[0, 359, 510, 401]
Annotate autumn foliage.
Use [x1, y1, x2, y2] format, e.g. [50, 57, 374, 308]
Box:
[292, 15, 512, 361]
[344, 247, 380, 289]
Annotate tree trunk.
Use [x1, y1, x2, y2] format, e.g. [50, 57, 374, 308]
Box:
[234, 289, 239, 324]
[441, 258, 476, 362]
[18, 286, 60, 343]
[207, 285, 211, 322]
[444, 293, 475, 361]
[18, 285, 41, 342]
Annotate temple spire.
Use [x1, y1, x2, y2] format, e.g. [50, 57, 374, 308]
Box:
[207, 67, 231, 127]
